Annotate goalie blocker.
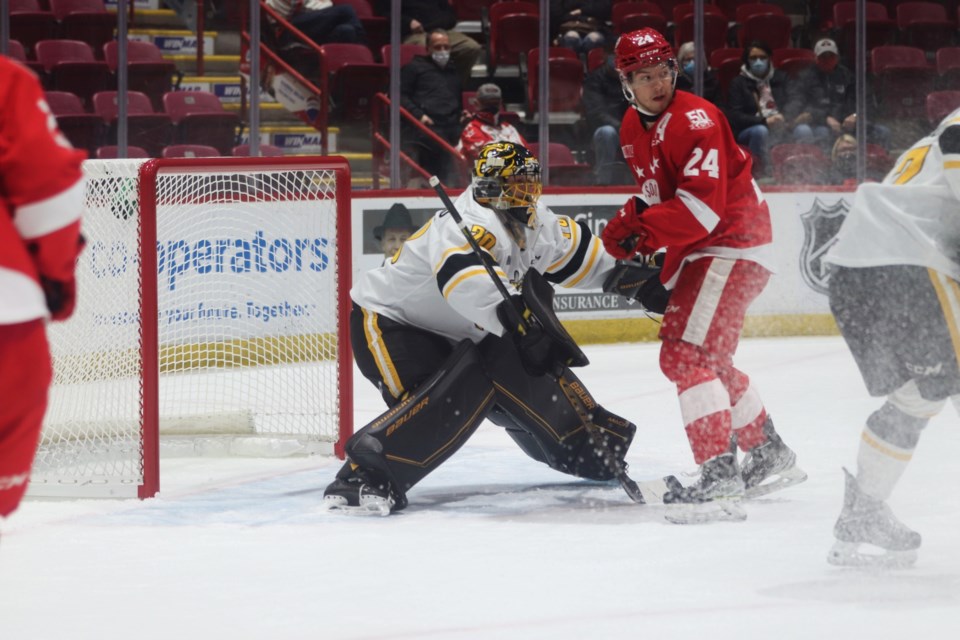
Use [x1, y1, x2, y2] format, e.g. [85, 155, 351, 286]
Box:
[326, 271, 636, 513]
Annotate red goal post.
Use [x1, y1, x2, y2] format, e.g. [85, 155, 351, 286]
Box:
[32, 156, 353, 499]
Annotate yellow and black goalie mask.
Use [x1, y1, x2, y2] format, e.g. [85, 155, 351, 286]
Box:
[473, 141, 542, 228]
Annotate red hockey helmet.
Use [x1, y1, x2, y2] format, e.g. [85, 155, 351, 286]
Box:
[615, 28, 675, 74]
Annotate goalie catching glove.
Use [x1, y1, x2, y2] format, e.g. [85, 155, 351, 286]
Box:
[603, 253, 670, 314]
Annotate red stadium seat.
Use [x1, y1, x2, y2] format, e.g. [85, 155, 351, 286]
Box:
[9, 0, 58, 58]
[44, 89, 105, 155]
[103, 40, 179, 111]
[232, 144, 285, 157]
[896, 2, 956, 53]
[332, 0, 387, 57]
[738, 13, 793, 49]
[49, 0, 116, 60]
[96, 145, 150, 159]
[526, 142, 592, 186]
[92, 90, 174, 158]
[709, 47, 742, 70]
[735, 2, 785, 24]
[871, 45, 936, 120]
[380, 44, 426, 69]
[526, 49, 584, 117]
[833, 2, 897, 66]
[34, 39, 111, 107]
[674, 12, 727, 57]
[318, 43, 389, 123]
[937, 47, 960, 90]
[162, 90, 241, 155]
[773, 48, 816, 79]
[926, 90, 960, 125]
[162, 144, 222, 158]
[484, 1, 539, 75]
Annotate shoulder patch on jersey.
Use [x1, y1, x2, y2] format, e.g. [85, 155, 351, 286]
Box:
[622, 144, 634, 159]
[685, 108, 715, 130]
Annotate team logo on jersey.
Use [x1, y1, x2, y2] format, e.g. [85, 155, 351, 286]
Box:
[685, 109, 714, 130]
[799, 198, 850, 295]
[641, 179, 661, 203]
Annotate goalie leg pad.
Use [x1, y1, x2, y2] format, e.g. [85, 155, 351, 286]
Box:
[343, 339, 496, 507]
[481, 335, 636, 480]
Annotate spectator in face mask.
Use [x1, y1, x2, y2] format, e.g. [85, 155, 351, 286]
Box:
[726, 40, 791, 179]
[397, 0, 482, 83]
[674, 42, 722, 107]
[582, 48, 631, 185]
[784, 38, 891, 153]
[401, 29, 466, 186]
[457, 83, 527, 162]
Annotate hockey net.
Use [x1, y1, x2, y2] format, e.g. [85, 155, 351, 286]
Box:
[31, 157, 353, 498]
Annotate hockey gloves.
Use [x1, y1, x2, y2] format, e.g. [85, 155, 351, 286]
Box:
[603, 254, 671, 315]
[601, 196, 650, 260]
[497, 295, 559, 377]
[28, 223, 85, 321]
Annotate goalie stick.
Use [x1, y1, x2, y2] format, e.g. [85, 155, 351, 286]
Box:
[428, 176, 680, 505]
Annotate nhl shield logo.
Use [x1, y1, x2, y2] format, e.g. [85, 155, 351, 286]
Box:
[799, 198, 850, 295]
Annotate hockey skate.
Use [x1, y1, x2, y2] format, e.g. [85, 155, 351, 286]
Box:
[827, 468, 921, 568]
[321, 472, 396, 517]
[741, 418, 807, 498]
[663, 453, 747, 524]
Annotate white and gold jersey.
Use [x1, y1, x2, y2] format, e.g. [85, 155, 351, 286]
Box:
[826, 107, 960, 279]
[352, 188, 617, 343]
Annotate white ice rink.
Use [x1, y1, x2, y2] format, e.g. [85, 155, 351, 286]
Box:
[2, 336, 959, 639]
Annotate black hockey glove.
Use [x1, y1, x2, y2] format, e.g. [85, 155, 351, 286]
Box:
[497, 295, 558, 377]
[603, 253, 670, 314]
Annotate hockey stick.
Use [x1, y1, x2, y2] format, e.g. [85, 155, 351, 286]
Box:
[428, 176, 679, 504]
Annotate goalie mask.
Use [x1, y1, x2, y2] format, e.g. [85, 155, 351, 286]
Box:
[473, 141, 542, 228]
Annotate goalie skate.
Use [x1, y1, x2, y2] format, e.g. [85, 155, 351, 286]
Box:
[826, 468, 920, 568]
[321, 477, 395, 517]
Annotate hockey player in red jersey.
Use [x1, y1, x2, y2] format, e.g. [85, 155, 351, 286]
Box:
[0, 57, 86, 519]
[599, 29, 805, 519]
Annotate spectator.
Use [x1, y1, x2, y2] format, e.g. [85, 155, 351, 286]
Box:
[401, 29, 465, 186]
[674, 42, 722, 107]
[265, 0, 365, 46]
[786, 38, 891, 152]
[374, 203, 418, 260]
[726, 40, 791, 179]
[581, 50, 630, 185]
[551, 1, 612, 56]
[398, 0, 482, 83]
[457, 83, 527, 162]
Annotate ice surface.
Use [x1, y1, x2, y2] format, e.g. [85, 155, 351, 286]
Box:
[2, 336, 959, 639]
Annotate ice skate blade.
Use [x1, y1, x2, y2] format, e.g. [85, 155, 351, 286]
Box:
[665, 499, 747, 525]
[827, 541, 918, 569]
[745, 465, 808, 498]
[321, 494, 392, 517]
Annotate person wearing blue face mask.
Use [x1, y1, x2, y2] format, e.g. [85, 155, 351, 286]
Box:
[674, 42, 721, 107]
[726, 40, 792, 180]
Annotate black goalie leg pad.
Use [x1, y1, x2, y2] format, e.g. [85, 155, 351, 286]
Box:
[343, 339, 495, 509]
[481, 335, 636, 480]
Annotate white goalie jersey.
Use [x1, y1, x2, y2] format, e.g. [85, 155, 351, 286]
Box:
[826, 107, 960, 280]
[352, 188, 617, 343]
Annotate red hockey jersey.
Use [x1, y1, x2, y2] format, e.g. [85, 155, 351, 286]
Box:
[0, 57, 85, 324]
[619, 90, 774, 287]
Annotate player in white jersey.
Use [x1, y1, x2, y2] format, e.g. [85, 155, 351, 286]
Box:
[824, 107, 960, 566]
[324, 142, 657, 514]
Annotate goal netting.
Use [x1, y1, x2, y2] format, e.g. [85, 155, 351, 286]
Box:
[30, 157, 353, 498]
